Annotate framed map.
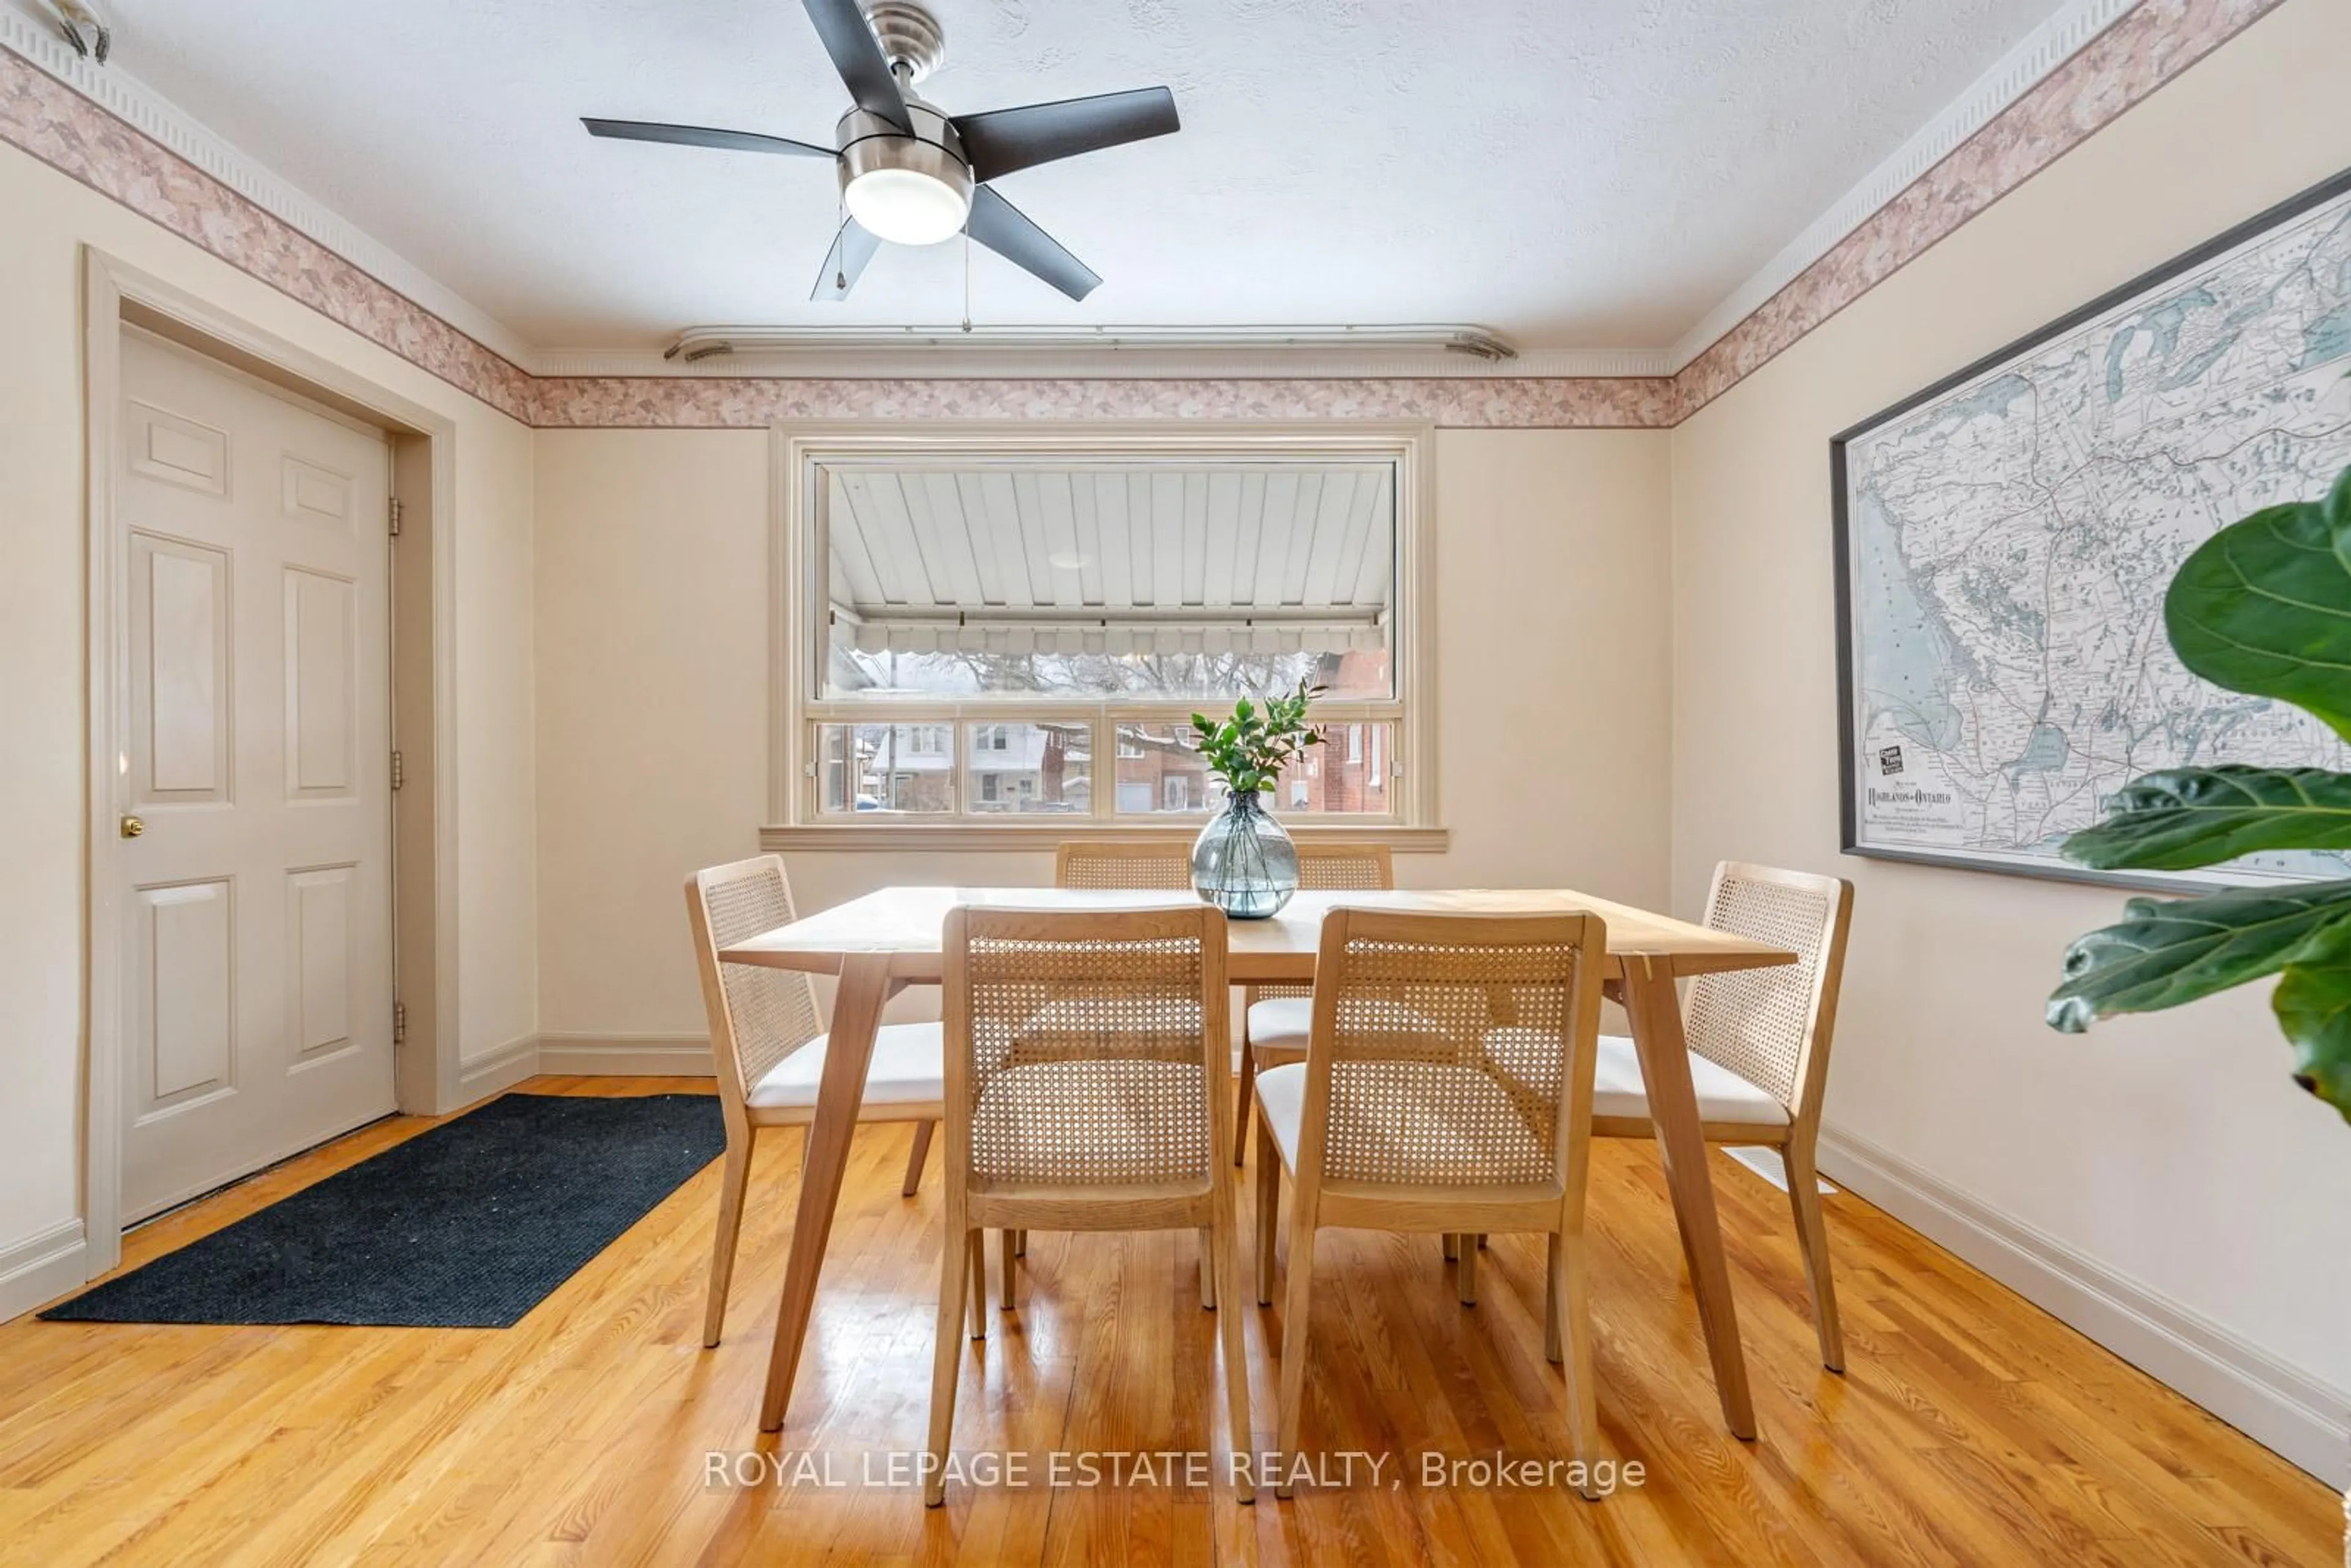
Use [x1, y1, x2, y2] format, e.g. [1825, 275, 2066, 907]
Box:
[1833, 168, 2351, 889]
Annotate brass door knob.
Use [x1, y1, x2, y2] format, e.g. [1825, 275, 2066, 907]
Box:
[120, 815, 145, 839]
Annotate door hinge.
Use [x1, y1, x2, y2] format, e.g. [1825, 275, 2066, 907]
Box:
[393, 1000, 407, 1045]
[391, 749, 405, 790]
[388, 496, 403, 536]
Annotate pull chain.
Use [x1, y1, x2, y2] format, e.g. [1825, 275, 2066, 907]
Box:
[961, 224, 973, 334]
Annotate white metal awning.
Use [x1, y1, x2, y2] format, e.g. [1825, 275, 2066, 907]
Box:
[822, 462, 1394, 658]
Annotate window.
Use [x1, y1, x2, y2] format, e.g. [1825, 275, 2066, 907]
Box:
[779, 427, 1431, 831]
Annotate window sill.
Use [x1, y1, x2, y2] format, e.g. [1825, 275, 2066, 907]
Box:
[760, 822, 1452, 854]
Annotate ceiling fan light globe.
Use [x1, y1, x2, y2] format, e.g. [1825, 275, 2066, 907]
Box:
[844, 167, 970, 246]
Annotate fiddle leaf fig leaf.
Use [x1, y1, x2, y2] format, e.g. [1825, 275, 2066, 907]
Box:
[2164, 496, 2351, 743]
[2047, 879, 2351, 1031]
[2327, 462, 2351, 540]
[2270, 918, 2351, 1123]
[2061, 766, 2351, 871]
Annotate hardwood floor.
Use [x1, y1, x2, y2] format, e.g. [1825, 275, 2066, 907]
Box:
[0, 1076, 2334, 1566]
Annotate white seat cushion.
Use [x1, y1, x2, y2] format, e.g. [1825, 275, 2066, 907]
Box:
[1245, 996, 1313, 1050]
[1252, 1060, 1553, 1185]
[1254, 1062, 1310, 1170]
[748, 1021, 945, 1112]
[1591, 1034, 1788, 1127]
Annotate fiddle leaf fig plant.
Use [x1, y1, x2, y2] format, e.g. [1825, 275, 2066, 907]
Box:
[1190, 679, 1325, 800]
[2049, 464, 2351, 1120]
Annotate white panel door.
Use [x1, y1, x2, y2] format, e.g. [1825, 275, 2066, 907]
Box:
[117, 331, 396, 1220]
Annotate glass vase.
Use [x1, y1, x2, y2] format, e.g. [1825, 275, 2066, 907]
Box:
[1190, 792, 1299, 919]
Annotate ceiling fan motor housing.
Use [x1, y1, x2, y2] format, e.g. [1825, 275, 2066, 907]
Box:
[835, 99, 972, 236]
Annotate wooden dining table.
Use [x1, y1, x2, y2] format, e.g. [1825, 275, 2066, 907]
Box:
[719, 885, 1797, 1440]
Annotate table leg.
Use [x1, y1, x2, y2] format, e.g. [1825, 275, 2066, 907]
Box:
[1618, 962, 1757, 1439]
[759, 953, 895, 1431]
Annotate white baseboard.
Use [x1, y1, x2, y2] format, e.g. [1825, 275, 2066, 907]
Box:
[0, 1219, 90, 1323]
[535, 1032, 714, 1077]
[456, 1033, 542, 1103]
[1818, 1124, 2350, 1484]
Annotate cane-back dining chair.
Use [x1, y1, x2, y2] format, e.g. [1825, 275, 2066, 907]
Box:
[684, 855, 945, 1348]
[1251, 906, 1610, 1498]
[1591, 860, 1855, 1369]
[1052, 838, 1194, 890]
[925, 903, 1253, 1507]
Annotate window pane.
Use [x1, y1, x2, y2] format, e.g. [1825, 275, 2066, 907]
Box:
[962, 722, 1092, 815]
[820, 462, 1395, 703]
[1111, 724, 1213, 815]
[1270, 722, 1395, 814]
[818, 724, 954, 814]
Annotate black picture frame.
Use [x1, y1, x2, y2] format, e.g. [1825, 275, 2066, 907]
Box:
[1830, 163, 2351, 891]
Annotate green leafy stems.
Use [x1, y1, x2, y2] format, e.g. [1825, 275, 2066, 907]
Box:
[1190, 680, 1325, 801]
[2049, 466, 2351, 1120]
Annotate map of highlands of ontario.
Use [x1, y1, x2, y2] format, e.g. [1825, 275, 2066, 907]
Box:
[1843, 183, 2351, 884]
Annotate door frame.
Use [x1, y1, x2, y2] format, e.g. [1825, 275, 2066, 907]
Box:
[81, 248, 463, 1274]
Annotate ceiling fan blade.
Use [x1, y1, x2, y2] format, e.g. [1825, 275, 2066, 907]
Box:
[810, 219, 884, 302]
[801, 0, 911, 132]
[951, 87, 1179, 183]
[583, 118, 832, 157]
[964, 186, 1101, 301]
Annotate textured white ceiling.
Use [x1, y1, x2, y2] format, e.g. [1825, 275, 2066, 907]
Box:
[94, 0, 2067, 351]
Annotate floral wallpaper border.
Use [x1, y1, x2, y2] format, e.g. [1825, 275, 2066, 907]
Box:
[0, 0, 2285, 430]
[525, 374, 1684, 429]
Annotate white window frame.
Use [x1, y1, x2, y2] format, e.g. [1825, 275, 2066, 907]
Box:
[766, 421, 1440, 849]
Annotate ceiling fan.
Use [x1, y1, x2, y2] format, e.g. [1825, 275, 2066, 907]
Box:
[583, 0, 1179, 303]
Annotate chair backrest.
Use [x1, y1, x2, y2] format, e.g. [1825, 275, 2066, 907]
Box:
[1295, 907, 1605, 1192]
[684, 855, 825, 1117]
[943, 904, 1230, 1190]
[1295, 842, 1395, 892]
[1053, 839, 1193, 890]
[1684, 861, 1854, 1120]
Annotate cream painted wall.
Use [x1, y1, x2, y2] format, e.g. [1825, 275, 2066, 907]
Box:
[0, 143, 538, 1264]
[1670, 0, 2351, 1453]
[452, 411, 541, 1067]
[531, 427, 1671, 1039]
